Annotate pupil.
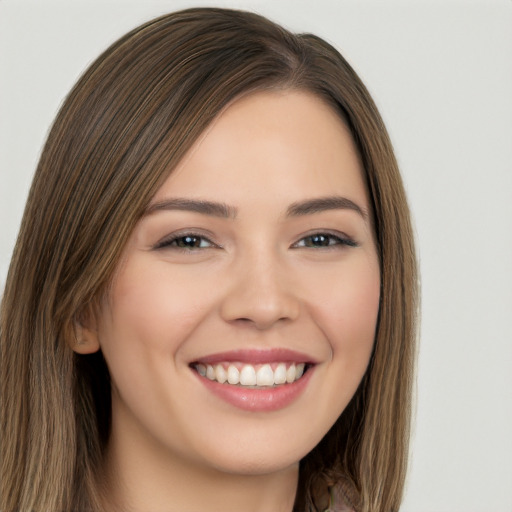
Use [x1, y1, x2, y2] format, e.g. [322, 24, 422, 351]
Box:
[179, 236, 199, 248]
[309, 235, 329, 247]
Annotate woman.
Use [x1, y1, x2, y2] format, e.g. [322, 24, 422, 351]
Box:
[0, 8, 417, 512]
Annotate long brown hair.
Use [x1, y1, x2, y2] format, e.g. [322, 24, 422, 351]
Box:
[1, 8, 418, 512]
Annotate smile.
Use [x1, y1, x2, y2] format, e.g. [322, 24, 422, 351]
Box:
[190, 349, 316, 412]
[193, 362, 307, 388]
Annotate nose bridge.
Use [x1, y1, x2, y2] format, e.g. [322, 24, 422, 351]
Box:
[219, 241, 300, 329]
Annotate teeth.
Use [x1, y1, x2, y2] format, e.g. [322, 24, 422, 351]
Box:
[196, 364, 206, 377]
[286, 365, 296, 383]
[256, 364, 274, 386]
[274, 363, 287, 385]
[227, 365, 240, 385]
[196, 362, 307, 387]
[215, 364, 227, 384]
[240, 365, 257, 385]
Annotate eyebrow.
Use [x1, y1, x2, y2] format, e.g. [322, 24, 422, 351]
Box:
[144, 195, 368, 220]
[286, 196, 368, 220]
[144, 198, 237, 218]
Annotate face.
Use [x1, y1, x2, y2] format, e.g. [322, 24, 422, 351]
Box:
[88, 90, 380, 477]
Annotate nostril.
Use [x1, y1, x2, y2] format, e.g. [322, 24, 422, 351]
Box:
[229, 318, 253, 327]
[231, 316, 292, 330]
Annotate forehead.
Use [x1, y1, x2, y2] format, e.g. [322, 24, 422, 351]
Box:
[152, 90, 367, 209]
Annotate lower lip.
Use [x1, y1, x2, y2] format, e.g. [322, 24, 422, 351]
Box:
[193, 367, 314, 412]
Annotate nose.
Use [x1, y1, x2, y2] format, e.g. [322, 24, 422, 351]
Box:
[219, 251, 301, 330]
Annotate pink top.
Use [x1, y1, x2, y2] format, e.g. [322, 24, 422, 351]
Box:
[325, 484, 358, 512]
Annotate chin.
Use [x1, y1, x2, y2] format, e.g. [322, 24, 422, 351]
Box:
[193, 430, 320, 477]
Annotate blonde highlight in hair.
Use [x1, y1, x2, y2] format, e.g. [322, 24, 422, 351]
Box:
[1, 8, 417, 511]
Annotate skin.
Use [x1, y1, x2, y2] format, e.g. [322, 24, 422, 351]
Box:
[77, 90, 380, 512]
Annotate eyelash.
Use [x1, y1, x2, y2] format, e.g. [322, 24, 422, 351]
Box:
[154, 231, 358, 252]
[292, 232, 358, 249]
[154, 232, 218, 251]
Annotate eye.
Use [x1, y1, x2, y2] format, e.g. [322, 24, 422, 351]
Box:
[293, 232, 358, 249]
[154, 233, 216, 251]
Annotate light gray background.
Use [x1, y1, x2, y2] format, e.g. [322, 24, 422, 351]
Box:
[1, 1, 511, 511]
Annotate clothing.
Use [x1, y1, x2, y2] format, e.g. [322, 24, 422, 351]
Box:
[324, 484, 357, 512]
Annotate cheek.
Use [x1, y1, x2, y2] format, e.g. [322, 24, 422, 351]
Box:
[101, 260, 211, 357]
[335, 273, 380, 348]
[308, 256, 380, 372]
[312, 253, 379, 330]
[95, 259, 217, 439]
[291, 257, 380, 447]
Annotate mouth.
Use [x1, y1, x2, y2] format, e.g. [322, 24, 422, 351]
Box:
[191, 361, 311, 388]
[189, 349, 316, 411]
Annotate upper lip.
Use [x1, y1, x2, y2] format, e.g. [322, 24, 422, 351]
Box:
[192, 348, 318, 365]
